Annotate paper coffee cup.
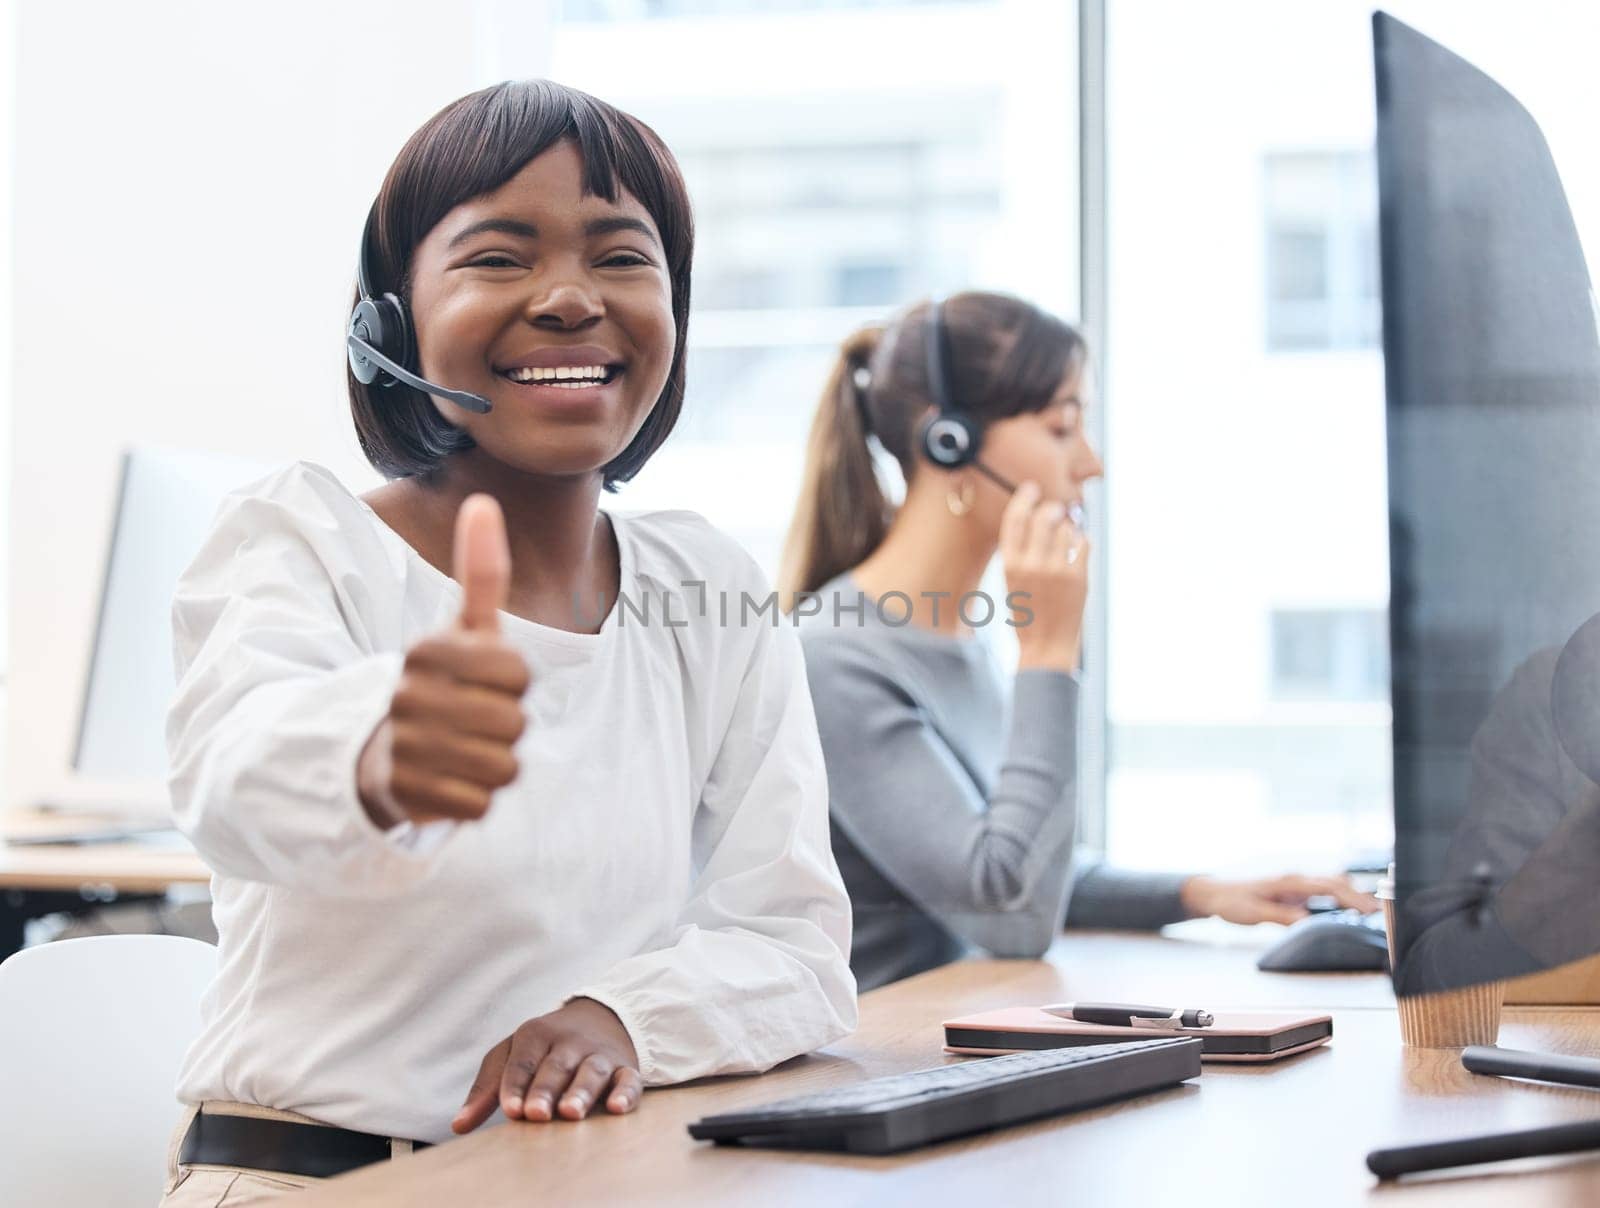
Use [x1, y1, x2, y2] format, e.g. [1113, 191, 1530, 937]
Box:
[1378, 863, 1504, 1048]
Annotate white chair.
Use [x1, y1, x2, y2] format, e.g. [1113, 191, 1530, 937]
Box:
[0, 934, 217, 1208]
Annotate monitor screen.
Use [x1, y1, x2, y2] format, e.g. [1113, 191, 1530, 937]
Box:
[68, 445, 278, 808]
[1376, 12, 1600, 995]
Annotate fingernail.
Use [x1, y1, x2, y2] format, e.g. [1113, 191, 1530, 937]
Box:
[506, 1095, 522, 1112]
[1047, 502, 1067, 521]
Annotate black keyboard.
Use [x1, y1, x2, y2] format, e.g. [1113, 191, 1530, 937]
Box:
[687, 1037, 1202, 1155]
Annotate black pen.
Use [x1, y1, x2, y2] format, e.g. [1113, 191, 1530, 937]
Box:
[1042, 1002, 1215, 1029]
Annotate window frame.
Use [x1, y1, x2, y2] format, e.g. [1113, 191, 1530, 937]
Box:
[1077, 0, 1109, 851]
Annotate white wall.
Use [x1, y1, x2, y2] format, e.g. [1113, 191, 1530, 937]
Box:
[0, 1, 15, 682]
[7, 0, 550, 810]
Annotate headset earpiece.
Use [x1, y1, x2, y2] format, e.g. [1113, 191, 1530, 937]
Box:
[920, 411, 981, 468]
[918, 297, 984, 470]
[344, 204, 490, 412]
[916, 297, 1019, 495]
[348, 291, 413, 387]
[348, 203, 415, 389]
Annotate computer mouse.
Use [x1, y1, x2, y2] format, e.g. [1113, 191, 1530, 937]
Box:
[1256, 909, 1391, 973]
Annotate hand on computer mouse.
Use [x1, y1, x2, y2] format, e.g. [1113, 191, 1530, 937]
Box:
[356, 493, 530, 828]
[1180, 873, 1380, 926]
[452, 997, 643, 1133]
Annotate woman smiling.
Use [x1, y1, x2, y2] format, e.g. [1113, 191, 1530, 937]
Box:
[159, 80, 855, 1204]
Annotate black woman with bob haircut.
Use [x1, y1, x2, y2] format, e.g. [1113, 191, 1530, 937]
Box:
[159, 80, 855, 1203]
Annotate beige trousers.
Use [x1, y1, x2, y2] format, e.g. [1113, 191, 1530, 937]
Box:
[157, 1101, 425, 1207]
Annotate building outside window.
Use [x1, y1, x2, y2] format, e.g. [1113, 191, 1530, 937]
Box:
[1264, 150, 1379, 353]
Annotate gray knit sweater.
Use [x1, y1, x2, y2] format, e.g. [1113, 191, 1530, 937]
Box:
[796, 571, 1191, 991]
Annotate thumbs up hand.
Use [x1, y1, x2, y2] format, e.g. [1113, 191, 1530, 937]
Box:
[454, 493, 512, 634]
[357, 494, 531, 828]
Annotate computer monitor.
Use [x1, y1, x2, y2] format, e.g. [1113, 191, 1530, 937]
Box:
[1376, 13, 1600, 996]
[62, 445, 277, 815]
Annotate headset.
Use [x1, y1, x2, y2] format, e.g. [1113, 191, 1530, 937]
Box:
[916, 297, 1018, 494]
[346, 201, 494, 415]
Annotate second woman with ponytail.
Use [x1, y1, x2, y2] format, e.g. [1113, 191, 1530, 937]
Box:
[781, 291, 1376, 991]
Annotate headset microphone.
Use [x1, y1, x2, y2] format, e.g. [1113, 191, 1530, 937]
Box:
[917, 298, 1018, 494]
[347, 202, 494, 415]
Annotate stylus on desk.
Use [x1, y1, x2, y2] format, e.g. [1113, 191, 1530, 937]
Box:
[1462, 1045, 1600, 1089]
[1367, 1119, 1600, 1180]
[1367, 1048, 1600, 1180]
[1042, 1002, 1215, 1029]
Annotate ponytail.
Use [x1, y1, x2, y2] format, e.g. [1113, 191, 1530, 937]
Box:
[778, 292, 1084, 605]
[778, 325, 892, 604]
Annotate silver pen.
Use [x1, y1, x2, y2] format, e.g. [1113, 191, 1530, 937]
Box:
[1042, 1001, 1215, 1029]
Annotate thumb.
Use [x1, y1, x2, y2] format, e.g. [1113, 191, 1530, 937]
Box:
[454, 493, 510, 633]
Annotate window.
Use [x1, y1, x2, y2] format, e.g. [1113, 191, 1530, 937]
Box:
[679, 139, 988, 321]
[539, 0, 1079, 572]
[834, 262, 904, 307]
[1270, 609, 1388, 701]
[1102, 0, 1600, 877]
[1263, 150, 1379, 352]
[562, 0, 984, 19]
[1104, 2, 1395, 876]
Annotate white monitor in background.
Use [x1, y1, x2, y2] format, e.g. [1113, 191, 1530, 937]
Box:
[57, 445, 279, 816]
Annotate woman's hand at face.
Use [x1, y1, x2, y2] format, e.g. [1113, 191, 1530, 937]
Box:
[1000, 480, 1090, 671]
[453, 998, 643, 1134]
[1180, 873, 1381, 926]
[356, 494, 531, 828]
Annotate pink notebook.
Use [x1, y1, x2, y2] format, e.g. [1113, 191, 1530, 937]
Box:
[943, 1007, 1333, 1063]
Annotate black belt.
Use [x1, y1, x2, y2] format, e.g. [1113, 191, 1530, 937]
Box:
[179, 1110, 432, 1180]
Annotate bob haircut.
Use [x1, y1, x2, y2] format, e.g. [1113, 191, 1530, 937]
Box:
[347, 79, 695, 491]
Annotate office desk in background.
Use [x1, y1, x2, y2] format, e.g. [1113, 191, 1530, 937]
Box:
[0, 809, 208, 956]
[295, 931, 1600, 1208]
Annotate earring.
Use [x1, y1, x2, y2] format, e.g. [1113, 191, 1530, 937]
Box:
[946, 479, 976, 517]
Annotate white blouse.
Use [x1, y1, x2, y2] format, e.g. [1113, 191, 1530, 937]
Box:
[165, 461, 856, 1143]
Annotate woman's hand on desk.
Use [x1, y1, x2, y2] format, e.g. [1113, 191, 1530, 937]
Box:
[1180, 873, 1381, 926]
[357, 495, 531, 829]
[452, 997, 643, 1133]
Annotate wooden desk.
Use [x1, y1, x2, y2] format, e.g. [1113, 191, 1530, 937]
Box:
[0, 810, 209, 956]
[296, 932, 1600, 1207]
[0, 810, 208, 892]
